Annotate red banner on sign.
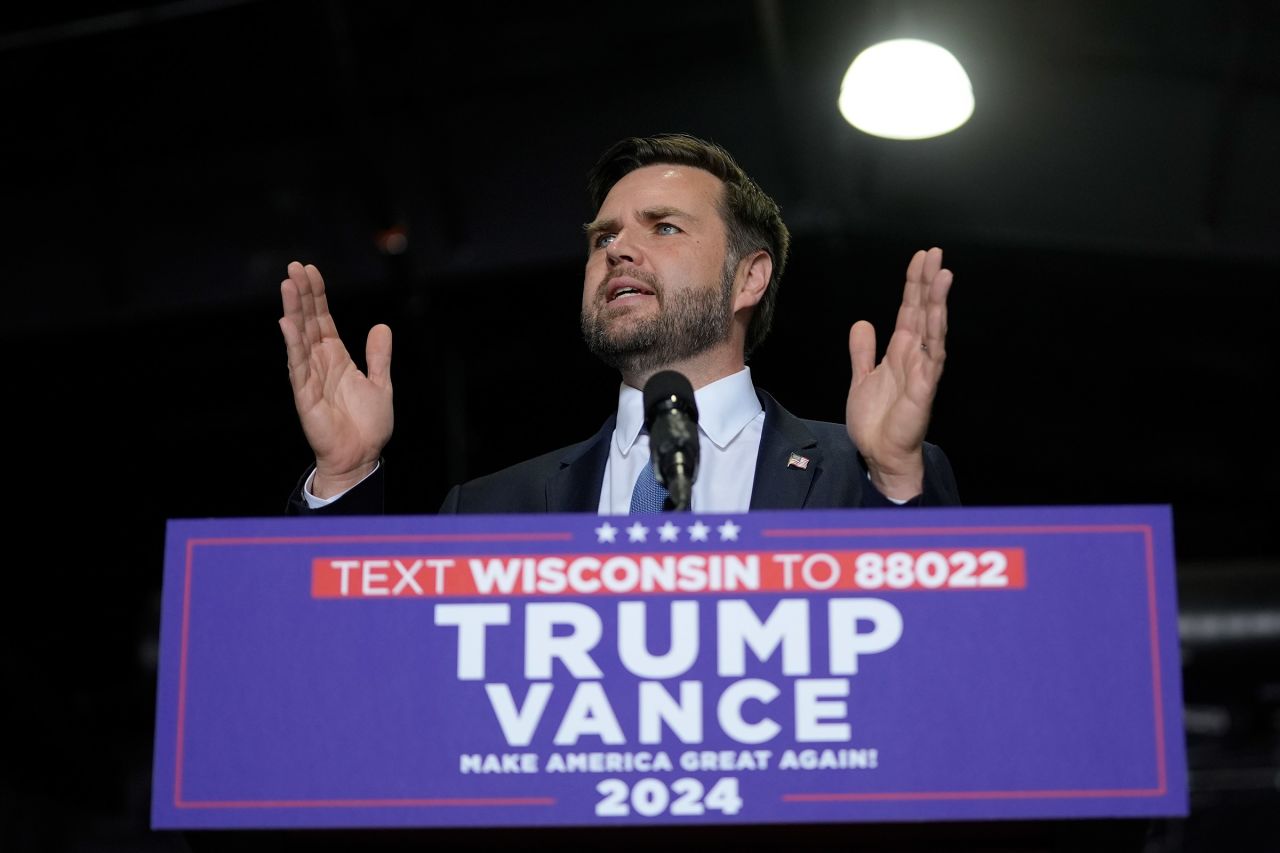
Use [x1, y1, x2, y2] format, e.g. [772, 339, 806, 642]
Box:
[311, 549, 1026, 599]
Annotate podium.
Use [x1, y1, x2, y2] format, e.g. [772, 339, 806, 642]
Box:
[153, 506, 1186, 840]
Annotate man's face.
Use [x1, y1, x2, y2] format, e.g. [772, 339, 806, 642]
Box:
[580, 164, 736, 374]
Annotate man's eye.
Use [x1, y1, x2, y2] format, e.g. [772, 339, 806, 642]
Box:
[594, 233, 616, 248]
[657, 223, 681, 235]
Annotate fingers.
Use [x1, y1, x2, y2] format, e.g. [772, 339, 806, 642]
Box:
[278, 310, 310, 394]
[920, 248, 950, 364]
[921, 247, 943, 285]
[282, 258, 343, 347]
[906, 247, 943, 305]
[892, 250, 927, 337]
[903, 249, 927, 311]
[280, 265, 316, 395]
[897, 246, 949, 338]
[366, 324, 393, 389]
[284, 261, 320, 347]
[849, 320, 877, 386]
[305, 263, 340, 341]
[924, 266, 952, 363]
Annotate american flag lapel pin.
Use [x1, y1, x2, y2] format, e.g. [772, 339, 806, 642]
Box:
[787, 453, 810, 470]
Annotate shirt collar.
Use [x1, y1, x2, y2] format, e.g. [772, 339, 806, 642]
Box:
[615, 367, 761, 455]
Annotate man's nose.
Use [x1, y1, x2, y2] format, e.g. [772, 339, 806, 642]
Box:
[606, 230, 641, 266]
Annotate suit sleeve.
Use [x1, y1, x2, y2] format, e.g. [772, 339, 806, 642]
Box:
[437, 484, 461, 514]
[919, 443, 961, 506]
[285, 462, 386, 515]
[857, 442, 960, 508]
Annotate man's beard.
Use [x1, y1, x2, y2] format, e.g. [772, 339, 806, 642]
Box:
[581, 265, 735, 375]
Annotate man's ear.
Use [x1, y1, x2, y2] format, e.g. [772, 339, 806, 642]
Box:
[733, 249, 773, 313]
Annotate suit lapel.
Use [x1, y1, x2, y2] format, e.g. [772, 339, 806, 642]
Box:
[545, 415, 615, 513]
[749, 390, 821, 510]
[546, 390, 821, 513]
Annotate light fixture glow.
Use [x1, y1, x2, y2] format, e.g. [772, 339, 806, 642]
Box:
[838, 38, 974, 140]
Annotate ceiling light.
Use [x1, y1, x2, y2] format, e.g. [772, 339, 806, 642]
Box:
[838, 38, 975, 140]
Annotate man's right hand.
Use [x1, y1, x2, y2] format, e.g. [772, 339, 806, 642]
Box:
[278, 261, 393, 499]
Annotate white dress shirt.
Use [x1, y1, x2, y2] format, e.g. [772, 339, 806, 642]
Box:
[306, 367, 765, 512]
[599, 367, 764, 515]
[305, 366, 901, 510]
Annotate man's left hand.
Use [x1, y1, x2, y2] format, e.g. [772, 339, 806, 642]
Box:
[846, 247, 953, 501]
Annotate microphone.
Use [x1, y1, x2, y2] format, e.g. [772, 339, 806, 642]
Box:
[642, 371, 700, 511]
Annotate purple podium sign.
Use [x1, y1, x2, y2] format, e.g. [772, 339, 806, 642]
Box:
[151, 505, 1186, 829]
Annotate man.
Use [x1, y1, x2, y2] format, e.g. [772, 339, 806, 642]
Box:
[281, 134, 958, 514]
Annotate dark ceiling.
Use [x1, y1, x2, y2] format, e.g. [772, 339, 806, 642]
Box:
[3, 1, 1278, 851]
[4, 0, 1279, 328]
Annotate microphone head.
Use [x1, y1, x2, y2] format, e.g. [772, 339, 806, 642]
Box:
[642, 370, 698, 429]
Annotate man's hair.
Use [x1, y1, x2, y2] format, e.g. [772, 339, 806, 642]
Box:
[586, 133, 790, 357]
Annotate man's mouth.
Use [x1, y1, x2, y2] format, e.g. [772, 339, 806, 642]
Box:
[606, 276, 657, 303]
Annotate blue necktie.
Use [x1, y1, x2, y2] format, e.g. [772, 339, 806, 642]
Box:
[630, 462, 671, 513]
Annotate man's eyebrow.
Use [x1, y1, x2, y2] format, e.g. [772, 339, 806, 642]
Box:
[637, 205, 697, 223]
[583, 216, 619, 237]
[582, 207, 699, 235]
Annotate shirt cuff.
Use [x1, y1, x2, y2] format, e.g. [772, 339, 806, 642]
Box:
[864, 471, 917, 506]
[303, 462, 381, 509]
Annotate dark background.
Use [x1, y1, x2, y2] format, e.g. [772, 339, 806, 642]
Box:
[3, 1, 1277, 850]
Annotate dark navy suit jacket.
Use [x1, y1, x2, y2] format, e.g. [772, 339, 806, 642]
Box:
[287, 389, 959, 515]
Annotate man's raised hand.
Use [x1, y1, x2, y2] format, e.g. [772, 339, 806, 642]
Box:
[846, 247, 952, 501]
[278, 261, 393, 499]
